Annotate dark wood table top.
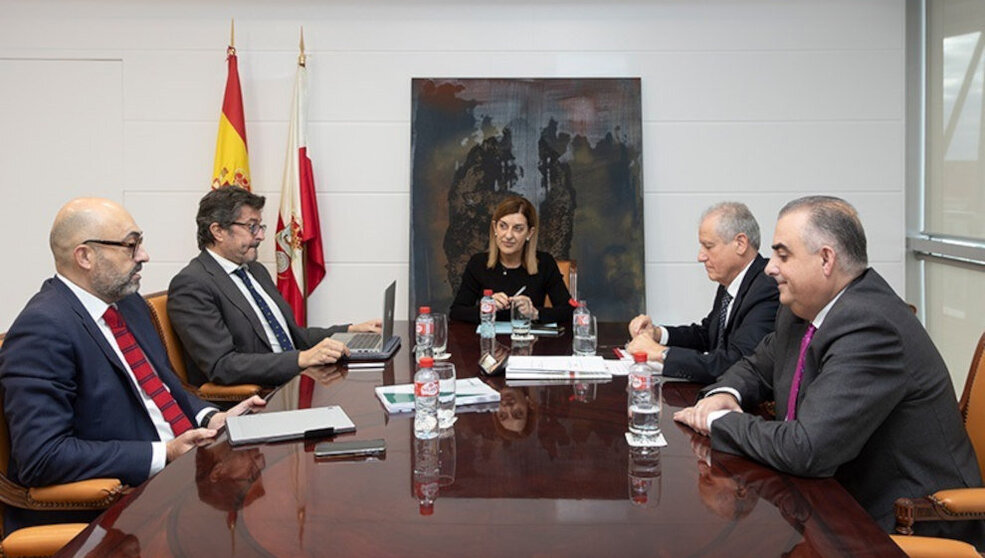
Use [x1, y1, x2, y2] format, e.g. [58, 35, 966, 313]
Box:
[57, 321, 904, 558]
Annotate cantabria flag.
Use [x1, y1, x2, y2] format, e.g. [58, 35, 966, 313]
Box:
[276, 51, 325, 326]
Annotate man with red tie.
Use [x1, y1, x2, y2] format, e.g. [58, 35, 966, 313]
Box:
[0, 198, 264, 534]
[674, 196, 982, 540]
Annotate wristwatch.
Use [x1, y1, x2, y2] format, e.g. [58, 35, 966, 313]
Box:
[200, 409, 220, 429]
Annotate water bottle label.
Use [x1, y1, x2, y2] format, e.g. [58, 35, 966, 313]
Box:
[575, 314, 590, 327]
[416, 321, 434, 336]
[415, 379, 439, 397]
[480, 301, 494, 314]
[631, 374, 651, 391]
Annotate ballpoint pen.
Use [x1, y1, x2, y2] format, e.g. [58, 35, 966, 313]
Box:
[513, 286, 526, 298]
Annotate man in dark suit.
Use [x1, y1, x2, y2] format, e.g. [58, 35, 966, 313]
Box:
[675, 196, 982, 538]
[0, 198, 264, 533]
[627, 202, 779, 383]
[168, 186, 379, 387]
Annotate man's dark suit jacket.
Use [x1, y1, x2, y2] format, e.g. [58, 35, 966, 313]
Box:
[704, 268, 982, 534]
[167, 251, 347, 387]
[663, 254, 779, 383]
[0, 278, 210, 533]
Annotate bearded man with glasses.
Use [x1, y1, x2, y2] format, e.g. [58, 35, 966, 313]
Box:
[0, 198, 265, 533]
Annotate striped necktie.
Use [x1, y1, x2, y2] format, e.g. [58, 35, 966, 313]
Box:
[715, 291, 733, 350]
[103, 306, 192, 437]
[233, 267, 295, 351]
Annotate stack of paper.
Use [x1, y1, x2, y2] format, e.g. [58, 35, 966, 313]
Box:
[505, 355, 612, 380]
[474, 322, 564, 337]
[374, 377, 500, 413]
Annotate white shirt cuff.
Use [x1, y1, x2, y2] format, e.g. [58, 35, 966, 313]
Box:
[705, 387, 742, 405]
[658, 326, 669, 345]
[150, 441, 166, 476]
[707, 409, 733, 432]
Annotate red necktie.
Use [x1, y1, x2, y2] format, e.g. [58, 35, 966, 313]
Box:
[785, 324, 817, 421]
[103, 306, 193, 437]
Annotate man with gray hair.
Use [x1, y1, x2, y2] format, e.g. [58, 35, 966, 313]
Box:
[674, 196, 982, 539]
[628, 202, 779, 383]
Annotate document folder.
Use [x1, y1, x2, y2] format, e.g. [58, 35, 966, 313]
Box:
[226, 406, 356, 446]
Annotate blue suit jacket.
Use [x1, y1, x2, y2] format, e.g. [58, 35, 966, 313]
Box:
[0, 278, 209, 532]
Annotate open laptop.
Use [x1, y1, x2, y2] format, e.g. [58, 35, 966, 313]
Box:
[329, 280, 401, 361]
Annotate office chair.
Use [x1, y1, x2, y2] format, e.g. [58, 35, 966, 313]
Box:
[0, 334, 127, 557]
[546, 259, 576, 308]
[143, 291, 264, 403]
[891, 330, 985, 557]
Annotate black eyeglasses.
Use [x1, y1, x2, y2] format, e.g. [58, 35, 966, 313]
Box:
[83, 234, 144, 259]
[230, 221, 267, 236]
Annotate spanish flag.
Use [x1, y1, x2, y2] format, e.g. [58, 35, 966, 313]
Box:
[212, 44, 250, 190]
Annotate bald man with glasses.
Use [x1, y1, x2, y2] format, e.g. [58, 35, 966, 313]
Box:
[0, 198, 264, 533]
[168, 186, 380, 389]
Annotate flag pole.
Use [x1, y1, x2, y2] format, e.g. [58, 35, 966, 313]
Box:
[299, 26, 306, 67]
[229, 19, 236, 55]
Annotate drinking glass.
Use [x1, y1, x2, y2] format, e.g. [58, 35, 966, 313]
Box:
[573, 315, 597, 356]
[511, 298, 534, 341]
[434, 361, 456, 429]
[432, 313, 449, 359]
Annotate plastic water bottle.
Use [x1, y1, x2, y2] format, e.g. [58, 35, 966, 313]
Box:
[413, 435, 439, 515]
[479, 289, 496, 339]
[573, 300, 589, 336]
[572, 300, 595, 355]
[415, 306, 435, 359]
[628, 352, 661, 443]
[414, 356, 439, 439]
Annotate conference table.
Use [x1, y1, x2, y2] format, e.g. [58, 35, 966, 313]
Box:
[57, 321, 905, 558]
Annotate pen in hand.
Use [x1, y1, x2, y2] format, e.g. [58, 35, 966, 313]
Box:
[512, 286, 526, 298]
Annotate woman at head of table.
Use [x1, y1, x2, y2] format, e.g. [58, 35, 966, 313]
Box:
[449, 196, 573, 325]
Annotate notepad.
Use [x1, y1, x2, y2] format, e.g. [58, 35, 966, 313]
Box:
[226, 406, 356, 446]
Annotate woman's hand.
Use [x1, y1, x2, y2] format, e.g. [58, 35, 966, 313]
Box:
[492, 291, 511, 311]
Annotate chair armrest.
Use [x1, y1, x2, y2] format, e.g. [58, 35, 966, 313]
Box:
[895, 488, 985, 535]
[1, 523, 90, 558]
[930, 488, 985, 514]
[27, 478, 125, 509]
[890, 534, 983, 558]
[198, 382, 264, 402]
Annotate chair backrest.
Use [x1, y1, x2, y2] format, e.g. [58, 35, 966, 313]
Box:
[548, 260, 576, 309]
[143, 291, 189, 384]
[959, 331, 985, 479]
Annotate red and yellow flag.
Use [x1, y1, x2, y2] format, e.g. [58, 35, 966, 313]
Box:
[276, 47, 325, 326]
[212, 44, 250, 190]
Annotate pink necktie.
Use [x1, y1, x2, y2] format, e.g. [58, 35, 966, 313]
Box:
[785, 324, 817, 421]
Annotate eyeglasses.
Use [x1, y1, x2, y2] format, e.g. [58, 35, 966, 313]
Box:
[231, 221, 267, 236]
[83, 234, 144, 259]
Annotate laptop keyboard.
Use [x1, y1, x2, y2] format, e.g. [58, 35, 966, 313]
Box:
[347, 332, 382, 350]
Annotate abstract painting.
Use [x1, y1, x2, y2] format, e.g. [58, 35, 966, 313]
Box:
[410, 78, 644, 321]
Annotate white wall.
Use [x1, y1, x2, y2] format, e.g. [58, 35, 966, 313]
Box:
[0, 0, 905, 331]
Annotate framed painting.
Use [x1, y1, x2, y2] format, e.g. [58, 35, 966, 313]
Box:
[410, 78, 644, 321]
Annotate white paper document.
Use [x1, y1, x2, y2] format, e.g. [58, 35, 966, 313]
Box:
[505, 355, 612, 380]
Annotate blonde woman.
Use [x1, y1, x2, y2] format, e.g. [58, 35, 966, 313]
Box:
[450, 196, 572, 324]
